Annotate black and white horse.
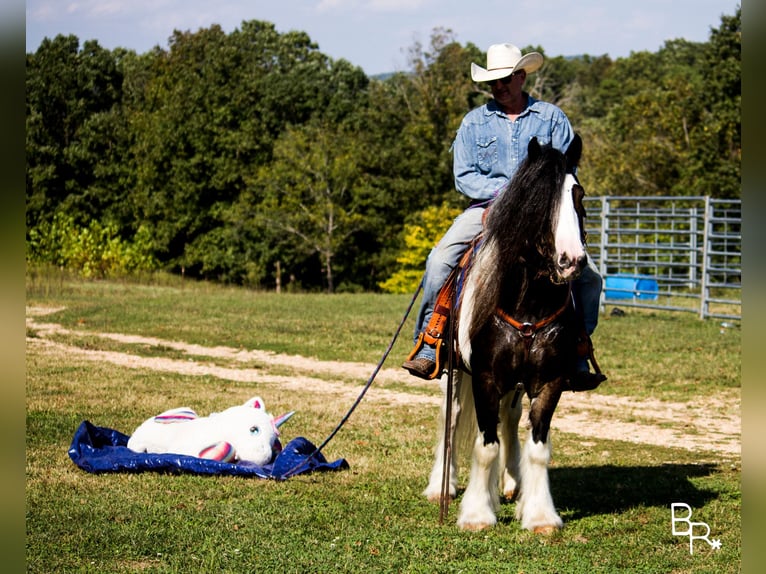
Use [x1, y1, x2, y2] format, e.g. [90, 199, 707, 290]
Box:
[424, 135, 588, 533]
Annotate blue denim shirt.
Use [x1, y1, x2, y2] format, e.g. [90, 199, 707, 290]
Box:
[452, 95, 575, 202]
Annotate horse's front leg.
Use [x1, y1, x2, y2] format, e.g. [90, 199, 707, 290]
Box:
[515, 382, 564, 534]
[457, 374, 501, 531]
[423, 374, 461, 502]
[457, 432, 500, 530]
[498, 392, 523, 500]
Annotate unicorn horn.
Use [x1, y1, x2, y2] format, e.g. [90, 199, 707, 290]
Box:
[272, 411, 295, 429]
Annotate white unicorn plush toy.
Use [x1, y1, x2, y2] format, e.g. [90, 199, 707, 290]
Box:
[127, 396, 294, 466]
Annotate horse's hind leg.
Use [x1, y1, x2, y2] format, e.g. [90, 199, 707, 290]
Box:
[498, 394, 522, 500]
[423, 375, 461, 502]
[515, 388, 563, 534]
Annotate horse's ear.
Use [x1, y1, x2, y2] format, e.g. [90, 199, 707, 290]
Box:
[528, 137, 541, 160]
[565, 134, 582, 171]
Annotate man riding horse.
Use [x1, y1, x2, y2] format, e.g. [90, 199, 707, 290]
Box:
[402, 43, 605, 392]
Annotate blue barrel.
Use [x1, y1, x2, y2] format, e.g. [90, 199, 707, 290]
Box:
[634, 277, 659, 300]
[605, 275, 658, 300]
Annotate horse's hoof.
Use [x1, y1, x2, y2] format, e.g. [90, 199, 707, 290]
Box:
[533, 525, 559, 535]
[426, 493, 452, 504]
[460, 521, 492, 532]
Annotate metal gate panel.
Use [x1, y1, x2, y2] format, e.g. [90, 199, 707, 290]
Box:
[584, 196, 741, 321]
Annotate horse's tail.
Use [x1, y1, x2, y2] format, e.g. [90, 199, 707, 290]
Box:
[454, 371, 478, 465]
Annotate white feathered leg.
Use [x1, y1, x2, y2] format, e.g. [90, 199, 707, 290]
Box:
[498, 395, 522, 500]
[515, 431, 562, 533]
[457, 435, 500, 530]
[423, 375, 461, 502]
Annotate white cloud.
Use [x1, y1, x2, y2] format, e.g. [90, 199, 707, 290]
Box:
[25, 0, 737, 74]
[316, 0, 434, 13]
[368, 0, 434, 11]
[30, 0, 185, 22]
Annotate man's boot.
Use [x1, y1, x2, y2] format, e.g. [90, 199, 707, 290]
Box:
[402, 354, 439, 380]
[569, 330, 606, 391]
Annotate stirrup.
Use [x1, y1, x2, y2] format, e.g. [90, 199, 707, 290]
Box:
[404, 333, 443, 380]
[577, 331, 603, 375]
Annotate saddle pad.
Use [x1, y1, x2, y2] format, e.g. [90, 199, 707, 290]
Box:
[456, 238, 483, 305]
[68, 420, 349, 480]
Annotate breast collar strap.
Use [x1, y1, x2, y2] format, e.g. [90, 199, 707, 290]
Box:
[495, 282, 573, 340]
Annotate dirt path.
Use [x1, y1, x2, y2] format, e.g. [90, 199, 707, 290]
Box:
[26, 307, 741, 457]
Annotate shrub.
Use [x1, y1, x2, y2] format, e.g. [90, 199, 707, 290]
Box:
[27, 213, 158, 278]
[379, 203, 462, 294]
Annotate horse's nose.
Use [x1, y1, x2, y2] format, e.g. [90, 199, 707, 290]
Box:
[558, 253, 586, 278]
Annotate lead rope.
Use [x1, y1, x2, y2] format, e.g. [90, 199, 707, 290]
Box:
[278, 278, 424, 479]
[439, 276, 459, 523]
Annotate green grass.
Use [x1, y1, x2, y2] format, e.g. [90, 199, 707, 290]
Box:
[26, 272, 741, 572]
[26, 269, 415, 364]
[26, 268, 740, 403]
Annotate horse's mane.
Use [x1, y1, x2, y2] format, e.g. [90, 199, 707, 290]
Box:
[467, 140, 568, 337]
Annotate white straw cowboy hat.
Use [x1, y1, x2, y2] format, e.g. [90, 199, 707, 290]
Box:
[471, 43, 544, 82]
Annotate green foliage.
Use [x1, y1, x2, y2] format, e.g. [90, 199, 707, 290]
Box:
[576, 8, 740, 199]
[247, 120, 373, 292]
[25, 10, 741, 290]
[379, 202, 462, 293]
[27, 213, 158, 278]
[25, 35, 126, 229]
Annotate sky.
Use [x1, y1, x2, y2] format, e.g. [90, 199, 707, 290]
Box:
[25, 0, 739, 76]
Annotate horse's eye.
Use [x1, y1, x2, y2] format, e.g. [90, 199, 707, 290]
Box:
[250, 426, 260, 435]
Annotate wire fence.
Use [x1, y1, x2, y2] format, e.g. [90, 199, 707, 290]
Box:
[584, 196, 741, 321]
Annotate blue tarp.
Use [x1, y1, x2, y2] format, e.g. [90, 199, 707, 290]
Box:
[68, 420, 349, 480]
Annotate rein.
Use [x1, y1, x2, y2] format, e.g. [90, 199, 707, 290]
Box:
[277, 278, 424, 479]
[439, 273, 460, 524]
[283, 279, 423, 478]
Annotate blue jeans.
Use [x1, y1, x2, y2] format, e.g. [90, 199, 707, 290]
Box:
[412, 206, 603, 366]
[413, 207, 486, 361]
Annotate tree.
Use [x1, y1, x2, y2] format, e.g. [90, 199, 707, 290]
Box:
[577, 8, 740, 199]
[26, 35, 124, 229]
[398, 29, 483, 208]
[692, 6, 741, 198]
[378, 202, 462, 293]
[127, 21, 371, 279]
[127, 24, 257, 269]
[249, 121, 377, 293]
[26, 10, 741, 288]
